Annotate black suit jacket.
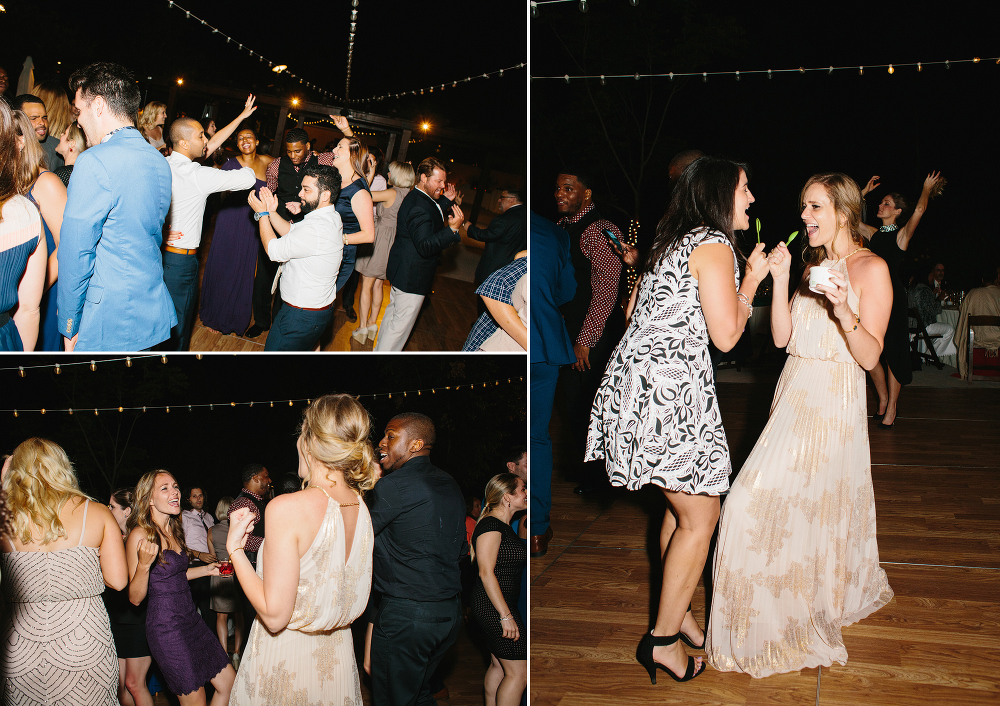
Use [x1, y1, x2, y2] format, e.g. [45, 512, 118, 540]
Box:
[468, 204, 527, 286]
[386, 188, 460, 295]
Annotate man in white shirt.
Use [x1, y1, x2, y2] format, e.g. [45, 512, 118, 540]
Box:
[163, 118, 256, 349]
[249, 164, 344, 350]
[181, 486, 217, 631]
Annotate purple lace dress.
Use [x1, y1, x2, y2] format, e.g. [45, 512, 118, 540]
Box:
[198, 158, 265, 335]
[146, 550, 229, 695]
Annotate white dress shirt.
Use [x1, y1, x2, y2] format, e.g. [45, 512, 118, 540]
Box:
[166, 152, 256, 249]
[181, 508, 216, 553]
[267, 205, 344, 309]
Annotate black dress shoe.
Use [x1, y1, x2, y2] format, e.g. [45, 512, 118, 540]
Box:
[245, 324, 266, 338]
[344, 307, 358, 323]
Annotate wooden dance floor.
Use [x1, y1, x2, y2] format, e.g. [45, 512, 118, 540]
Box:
[531, 373, 1000, 705]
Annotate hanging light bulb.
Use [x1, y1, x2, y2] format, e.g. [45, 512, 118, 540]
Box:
[91, 360, 96, 371]
[55, 363, 61, 374]
[530, 1, 537, 17]
[165, 406, 170, 413]
[13, 410, 18, 417]
[18, 366, 24, 377]
[94, 409, 99, 416]
[40, 408, 46, 415]
[118, 407, 123, 413]
[579, 0, 588, 11]
[126, 357, 132, 367]
[68, 408, 73, 415]
[888, 64, 894, 74]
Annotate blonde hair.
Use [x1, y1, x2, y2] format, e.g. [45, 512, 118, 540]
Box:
[127, 470, 188, 566]
[477, 472, 521, 523]
[63, 123, 88, 155]
[13, 110, 48, 179]
[137, 101, 166, 138]
[30, 81, 74, 146]
[2, 438, 93, 545]
[387, 161, 416, 189]
[298, 394, 378, 496]
[800, 173, 864, 265]
[215, 496, 234, 522]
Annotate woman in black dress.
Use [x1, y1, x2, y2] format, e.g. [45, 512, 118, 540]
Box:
[859, 171, 944, 427]
[471, 473, 527, 706]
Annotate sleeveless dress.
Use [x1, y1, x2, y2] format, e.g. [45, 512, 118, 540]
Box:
[231, 493, 374, 705]
[102, 571, 150, 658]
[470, 516, 527, 660]
[334, 177, 372, 292]
[198, 158, 266, 335]
[0, 195, 42, 351]
[1, 500, 119, 704]
[27, 174, 62, 351]
[867, 228, 913, 385]
[585, 227, 737, 494]
[356, 186, 409, 279]
[706, 256, 894, 677]
[209, 519, 239, 613]
[146, 550, 230, 695]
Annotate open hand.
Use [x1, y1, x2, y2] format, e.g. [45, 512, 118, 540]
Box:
[330, 115, 350, 134]
[862, 175, 879, 197]
[258, 186, 279, 212]
[443, 183, 457, 202]
[446, 204, 464, 229]
[240, 94, 258, 119]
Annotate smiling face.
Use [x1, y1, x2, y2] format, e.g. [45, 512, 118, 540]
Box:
[331, 138, 353, 171]
[554, 174, 590, 216]
[378, 420, 417, 473]
[733, 169, 754, 232]
[236, 129, 258, 156]
[74, 89, 99, 145]
[55, 126, 71, 158]
[876, 195, 902, 223]
[150, 472, 181, 517]
[800, 183, 842, 249]
[155, 108, 166, 127]
[417, 167, 448, 199]
[505, 477, 528, 512]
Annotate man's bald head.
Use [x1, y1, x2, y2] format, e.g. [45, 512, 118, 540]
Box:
[390, 412, 436, 448]
[170, 118, 208, 160]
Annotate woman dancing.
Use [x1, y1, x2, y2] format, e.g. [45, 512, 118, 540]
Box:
[470, 473, 527, 706]
[104, 488, 154, 706]
[1, 438, 128, 704]
[586, 156, 768, 683]
[328, 115, 375, 302]
[126, 470, 234, 705]
[707, 173, 895, 677]
[858, 171, 944, 427]
[227, 393, 377, 703]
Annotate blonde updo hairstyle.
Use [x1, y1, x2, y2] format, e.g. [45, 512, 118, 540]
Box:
[477, 472, 521, 523]
[298, 394, 378, 496]
[800, 172, 864, 266]
[3, 438, 93, 545]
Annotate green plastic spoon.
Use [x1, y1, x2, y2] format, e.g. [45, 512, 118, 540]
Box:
[756, 218, 762, 243]
[786, 230, 799, 245]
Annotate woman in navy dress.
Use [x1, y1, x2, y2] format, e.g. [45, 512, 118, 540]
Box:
[199, 128, 273, 336]
[126, 470, 234, 706]
[329, 116, 375, 312]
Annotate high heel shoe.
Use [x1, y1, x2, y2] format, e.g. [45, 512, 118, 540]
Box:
[366, 324, 379, 343]
[636, 631, 706, 684]
[351, 326, 369, 343]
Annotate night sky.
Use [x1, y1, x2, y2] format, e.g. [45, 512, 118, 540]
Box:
[531, 0, 1000, 289]
[1, 1, 527, 164]
[1, 354, 526, 509]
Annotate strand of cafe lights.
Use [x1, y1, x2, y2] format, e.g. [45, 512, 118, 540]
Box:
[165, 1, 521, 106]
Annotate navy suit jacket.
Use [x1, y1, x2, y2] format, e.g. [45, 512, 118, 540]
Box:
[385, 188, 459, 296]
[57, 127, 175, 350]
[530, 211, 576, 365]
[468, 203, 527, 286]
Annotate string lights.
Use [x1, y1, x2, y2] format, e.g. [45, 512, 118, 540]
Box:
[2, 355, 167, 376]
[345, 0, 359, 99]
[533, 56, 996, 83]
[352, 63, 526, 104]
[3, 377, 525, 418]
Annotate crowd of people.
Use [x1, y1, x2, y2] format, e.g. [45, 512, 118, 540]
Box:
[1, 60, 526, 352]
[1, 399, 528, 705]
[531, 153, 956, 680]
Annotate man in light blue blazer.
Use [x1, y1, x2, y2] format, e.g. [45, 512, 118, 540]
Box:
[57, 62, 174, 351]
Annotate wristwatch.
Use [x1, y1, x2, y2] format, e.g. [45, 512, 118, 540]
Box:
[254, 211, 269, 221]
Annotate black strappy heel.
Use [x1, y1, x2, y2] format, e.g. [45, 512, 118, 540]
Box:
[678, 604, 705, 650]
[636, 631, 706, 684]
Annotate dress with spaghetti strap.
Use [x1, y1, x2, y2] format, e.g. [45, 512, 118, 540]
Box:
[1, 500, 119, 704]
[707, 253, 893, 677]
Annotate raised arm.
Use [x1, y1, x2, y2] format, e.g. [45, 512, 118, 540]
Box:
[370, 188, 397, 206]
[898, 171, 943, 250]
[205, 94, 258, 157]
[767, 242, 794, 347]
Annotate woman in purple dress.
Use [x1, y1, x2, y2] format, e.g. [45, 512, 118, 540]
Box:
[199, 128, 273, 336]
[126, 470, 234, 706]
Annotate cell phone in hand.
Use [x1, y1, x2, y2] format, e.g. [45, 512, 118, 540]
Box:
[604, 228, 623, 250]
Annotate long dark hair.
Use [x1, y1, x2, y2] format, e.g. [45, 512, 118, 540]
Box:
[644, 156, 747, 273]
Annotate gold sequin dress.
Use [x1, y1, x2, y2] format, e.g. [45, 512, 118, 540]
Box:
[230, 495, 373, 705]
[706, 258, 893, 677]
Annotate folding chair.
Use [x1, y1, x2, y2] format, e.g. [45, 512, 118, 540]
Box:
[967, 315, 1000, 381]
[908, 307, 944, 370]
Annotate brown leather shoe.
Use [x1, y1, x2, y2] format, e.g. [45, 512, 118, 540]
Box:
[530, 526, 553, 557]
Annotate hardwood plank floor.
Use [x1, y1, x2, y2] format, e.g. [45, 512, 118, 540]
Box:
[531, 374, 1000, 705]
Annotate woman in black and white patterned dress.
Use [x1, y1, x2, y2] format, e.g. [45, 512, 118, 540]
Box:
[586, 156, 768, 684]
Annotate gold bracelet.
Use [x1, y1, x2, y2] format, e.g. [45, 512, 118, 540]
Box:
[843, 313, 860, 333]
[230, 546, 245, 558]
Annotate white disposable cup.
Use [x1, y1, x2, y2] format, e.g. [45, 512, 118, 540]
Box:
[808, 266, 834, 293]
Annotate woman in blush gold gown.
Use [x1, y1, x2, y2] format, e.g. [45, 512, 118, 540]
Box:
[707, 173, 895, 677]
